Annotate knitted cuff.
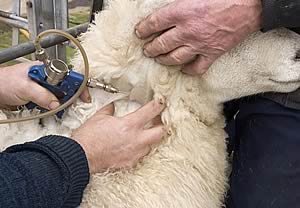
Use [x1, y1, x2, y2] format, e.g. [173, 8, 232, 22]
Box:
[5, 135, 90, 207]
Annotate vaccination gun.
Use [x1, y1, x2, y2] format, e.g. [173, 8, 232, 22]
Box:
[26, 49, 120, 118]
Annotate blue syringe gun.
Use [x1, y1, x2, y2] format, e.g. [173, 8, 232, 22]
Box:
[26, 63, 84, 118]
[26, 59, 120, 118]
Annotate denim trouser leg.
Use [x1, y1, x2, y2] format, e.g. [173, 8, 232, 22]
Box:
[226, 97, 300, 208]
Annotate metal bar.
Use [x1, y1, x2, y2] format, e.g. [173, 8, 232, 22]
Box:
[0, 16, 28, 29]
[26, 0, 69, 61]
[0, 10, 11, 18]
[90, 0, 104, 22]
[26, 0, 36, 37]
[0, 10, 28, 23]
[26, 0, 39, 60]
[12, 0, 21, 46]
[0, 23, 89, 64]
[15, 57, 32, 63]
[40, 0, 56, 58]
[53, 0, 69, 62]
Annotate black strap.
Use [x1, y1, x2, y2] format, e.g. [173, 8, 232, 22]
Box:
[261, 88, 300, 110]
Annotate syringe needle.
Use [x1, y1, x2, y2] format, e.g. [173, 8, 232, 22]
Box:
[87, 78, 123, 94]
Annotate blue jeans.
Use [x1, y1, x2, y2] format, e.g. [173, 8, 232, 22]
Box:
[225, 96, 300, 208]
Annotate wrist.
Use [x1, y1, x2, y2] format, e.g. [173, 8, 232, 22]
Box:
[71, 135, 102, 174]
[242, 0, 263, 32]
[251, 0, 263, 31]
[232, 0, 262, 32]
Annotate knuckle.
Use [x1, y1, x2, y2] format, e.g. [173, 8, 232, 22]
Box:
[149, 134, 162, 144]
[156, 36, 167, 49]
[181, 27, 195, 39]
[147, 15, 159, 30]
[120, 119, 136, 132]
[170, 52, 183, 64]
[145, 37, 167, 57]
[120, 123, 130, 134]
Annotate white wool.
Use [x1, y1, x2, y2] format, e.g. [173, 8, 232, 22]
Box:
[1, 0, 300, 207]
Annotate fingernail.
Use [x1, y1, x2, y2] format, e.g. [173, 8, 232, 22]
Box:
[167, 126, 173, 136]
[158, 96, 165, 106]
[135, 29, 141, 38]
[49, 101, 60, 110]
[87, 96, 92, 103]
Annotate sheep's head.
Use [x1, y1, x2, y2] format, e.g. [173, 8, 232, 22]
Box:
[201, 29, 300, 103]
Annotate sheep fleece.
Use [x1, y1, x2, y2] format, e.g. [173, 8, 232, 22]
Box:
[1, 0, 300, 208]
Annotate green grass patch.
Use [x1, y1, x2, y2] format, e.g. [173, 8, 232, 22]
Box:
[69, 12, 89, 27]
[0, 23, 32, 66]
[0, 11, 89, 66]
[67, 12, 89, 63]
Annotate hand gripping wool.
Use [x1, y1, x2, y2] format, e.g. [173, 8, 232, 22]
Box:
[1, 0, 300, 207]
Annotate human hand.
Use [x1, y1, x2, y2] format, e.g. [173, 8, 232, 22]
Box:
[71, 99, 166, 174]
[135, 0, 262, 75]
[0, 62, 91, 110]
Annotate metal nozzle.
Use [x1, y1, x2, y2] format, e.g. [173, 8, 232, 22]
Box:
[35, 47, 69, 86]
[87, 78, 120, 94]
[45, 59, 69, 85]
[35, 48, 50, 66]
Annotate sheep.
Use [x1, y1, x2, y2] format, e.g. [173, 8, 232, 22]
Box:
[1, 0, 300, 207]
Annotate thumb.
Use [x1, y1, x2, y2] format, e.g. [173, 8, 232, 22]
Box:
[182, 55, 215, 75]
[26, 83, 60, 110]
[96, 103, 115, 116]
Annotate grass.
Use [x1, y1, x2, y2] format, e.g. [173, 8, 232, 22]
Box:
[0, 11, 90, 67]
[69, 12, 90, 27]
[66, 11, 90, 63]
[0, 23, 30, 66]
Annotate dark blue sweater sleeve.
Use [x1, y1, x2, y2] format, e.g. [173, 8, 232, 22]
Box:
[0, 135, 90, 208]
